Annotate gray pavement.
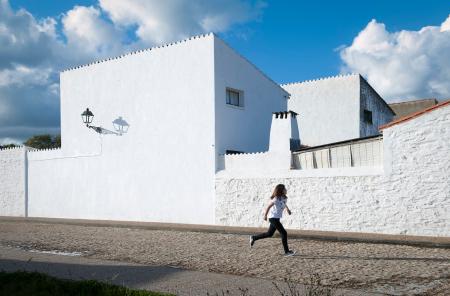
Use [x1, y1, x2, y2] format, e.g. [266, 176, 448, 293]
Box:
[0, 246, 373, 296]
[1, 218, 449, 295]
[1, 217, 449, 248]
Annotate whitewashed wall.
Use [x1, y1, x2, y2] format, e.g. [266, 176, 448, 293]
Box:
[214, 37, 288, 159]
[221, 151, 291, 172]
[25, 34, 290, 225]
[28, 34, 217, 224]
[282, 75, 361, 146]
[0, 147, 26, 216]
[216, 104, 450, 236]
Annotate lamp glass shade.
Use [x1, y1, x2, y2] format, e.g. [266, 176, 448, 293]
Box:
[81, 108, 94, 125]
[112, 116, 129, 133]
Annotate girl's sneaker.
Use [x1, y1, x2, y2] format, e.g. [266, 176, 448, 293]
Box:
[249, 236, 255, 248]
[284, 250, 296, 256]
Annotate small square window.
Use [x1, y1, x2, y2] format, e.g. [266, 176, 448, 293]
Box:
[226, 88, 243, 107]
[364, 109, 373, 124]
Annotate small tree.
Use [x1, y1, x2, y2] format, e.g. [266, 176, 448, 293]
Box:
[54, 135, 61, 147]
[24, 134, 61, 149]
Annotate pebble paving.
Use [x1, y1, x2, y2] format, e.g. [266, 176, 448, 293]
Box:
[0, 221, 449, 295]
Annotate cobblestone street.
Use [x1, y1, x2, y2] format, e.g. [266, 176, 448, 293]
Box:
[0, 220, 449, 295]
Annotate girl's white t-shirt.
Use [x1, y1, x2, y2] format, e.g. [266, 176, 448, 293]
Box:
[268, 196, 287, 219]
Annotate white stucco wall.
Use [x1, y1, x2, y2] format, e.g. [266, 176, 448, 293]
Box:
[221, 151, 291, 173]
[214, 37, 288, 158]
[28, 34, 217, 224]
[282, 74, 361, 146]
[0, 147, 26, 216]
[215, 104, 450, 236]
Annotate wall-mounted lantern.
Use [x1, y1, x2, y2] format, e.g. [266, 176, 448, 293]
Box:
[81, 108, 102, 133]
[81, 108, 94, 126]
[81, 108, 128, 135]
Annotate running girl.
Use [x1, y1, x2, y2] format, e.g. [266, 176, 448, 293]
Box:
[249, 184, 295, 256]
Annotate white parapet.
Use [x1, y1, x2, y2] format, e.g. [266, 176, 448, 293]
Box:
[222, 151, 291, 172]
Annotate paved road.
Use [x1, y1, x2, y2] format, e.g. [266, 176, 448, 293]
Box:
[0, 220, 449, 295]
[0, 246, 370, 296]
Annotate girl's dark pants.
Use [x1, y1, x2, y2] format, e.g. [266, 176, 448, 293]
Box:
[253, 218, 289, 253]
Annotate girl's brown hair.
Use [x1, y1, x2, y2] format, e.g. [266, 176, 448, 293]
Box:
[271, 184, 287, 199]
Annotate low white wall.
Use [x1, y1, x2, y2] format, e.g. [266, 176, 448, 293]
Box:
[0, 147, 26, 216]
[222, 151, 291, 172]
[216, 104, 450, 236]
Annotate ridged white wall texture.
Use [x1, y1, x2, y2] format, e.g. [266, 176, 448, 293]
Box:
[0, 147, 26, 216]
[215, 104, 450, 236]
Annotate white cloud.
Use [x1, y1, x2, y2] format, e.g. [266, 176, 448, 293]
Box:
[0, 65, 53, 87]
[0, 0, 265, 143]
[0, 1, 60, 69]
[62, 5, 124, 57]
[99, 0, 265, 45]
[0, 137, 23, 146]
[340, 15, 450, 102]
[0, 0, 62, 142]
[441, 16, 450, 32]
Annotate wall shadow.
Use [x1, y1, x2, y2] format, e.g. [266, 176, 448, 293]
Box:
[0, 258, 181, 288]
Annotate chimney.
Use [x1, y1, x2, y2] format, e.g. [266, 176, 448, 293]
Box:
[269, 111, 300, 152]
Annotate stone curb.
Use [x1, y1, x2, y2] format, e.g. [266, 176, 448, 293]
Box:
[1, 216, 449, 248]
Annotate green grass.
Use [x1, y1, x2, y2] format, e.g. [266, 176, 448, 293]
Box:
[0, 271, 174, 296]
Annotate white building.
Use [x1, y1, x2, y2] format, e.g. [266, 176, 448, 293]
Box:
[24, 33, 288, 225]
[283, 74, 395, 146]
[1, 33, 448, 237]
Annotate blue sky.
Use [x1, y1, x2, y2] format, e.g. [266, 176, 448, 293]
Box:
[228, 0, 450, 83]
[10, 0, 450, 83]
[1, 0, 450, 143]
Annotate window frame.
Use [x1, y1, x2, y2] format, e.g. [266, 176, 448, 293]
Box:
[226, 88, 244, 109]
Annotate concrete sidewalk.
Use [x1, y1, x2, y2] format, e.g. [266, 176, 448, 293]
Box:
[0, 246, 377, 296]
[1, 216, 449, 248]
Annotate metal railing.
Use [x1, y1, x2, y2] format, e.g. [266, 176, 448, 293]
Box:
[292, 135, 383, 169]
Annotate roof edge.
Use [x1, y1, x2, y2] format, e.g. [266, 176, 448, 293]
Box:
[359, 75, 395, 115]
[213, 36, 290, 96]
[380, 100, 450, 130]
[389, 98, 439, 106]
[280, 73, 359, 87]
[62, 32, 214, 73]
